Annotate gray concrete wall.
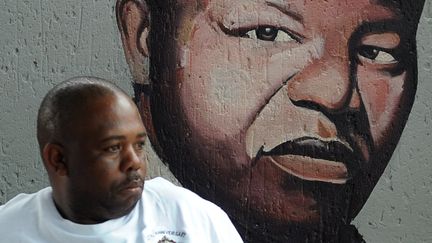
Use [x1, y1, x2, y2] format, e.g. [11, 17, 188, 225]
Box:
[0, 1, 430, 242]
[0, 0, 177, 201]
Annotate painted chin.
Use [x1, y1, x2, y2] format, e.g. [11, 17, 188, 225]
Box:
[242, 158, 323, 224]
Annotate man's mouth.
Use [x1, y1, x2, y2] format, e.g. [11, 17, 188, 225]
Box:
[119, 175, 144, 194]
[254, 137, 360, 184]
[122, 180, 143, 189]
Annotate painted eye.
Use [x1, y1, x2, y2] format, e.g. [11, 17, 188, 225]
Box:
[357, 45, 397, 64]
[245, 26, 296, 42]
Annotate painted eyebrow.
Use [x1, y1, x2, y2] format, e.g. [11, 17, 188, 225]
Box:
[265, 0, 304, 23]
[349, 19, 409, 48]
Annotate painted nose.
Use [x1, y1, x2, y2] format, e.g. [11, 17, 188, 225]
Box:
[287, 56, 359, 112]
[120, 145, 144, 172]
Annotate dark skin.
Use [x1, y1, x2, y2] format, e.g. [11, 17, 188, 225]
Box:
[42, 92, 148, 224]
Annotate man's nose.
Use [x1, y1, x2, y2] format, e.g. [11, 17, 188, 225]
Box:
[287, 55, 360, 112]
[120, 145, 144, 172]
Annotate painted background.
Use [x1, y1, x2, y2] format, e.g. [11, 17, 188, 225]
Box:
[0, 1, 431, 242]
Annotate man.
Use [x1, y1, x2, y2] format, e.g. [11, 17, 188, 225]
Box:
[116, 0, 425, 242]
[0, 77, 243, 243]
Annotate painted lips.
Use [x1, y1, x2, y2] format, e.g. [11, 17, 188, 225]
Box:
[256, 137, 360, 184]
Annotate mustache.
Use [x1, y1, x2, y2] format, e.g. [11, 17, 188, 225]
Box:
[126, 171, 143, 181]
[262, 137, 353, 161]
[118, 172, 144, 189]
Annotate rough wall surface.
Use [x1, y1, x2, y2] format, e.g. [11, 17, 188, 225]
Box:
[0, 0, 177, 202]
[0, 0, 430, 242]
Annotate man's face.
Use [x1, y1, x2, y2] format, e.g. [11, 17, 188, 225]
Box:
[64, 94, 147, 221]
[128, 0, 420, 232]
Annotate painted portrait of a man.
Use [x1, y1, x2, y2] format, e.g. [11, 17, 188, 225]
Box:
[116, 0, 426, 241]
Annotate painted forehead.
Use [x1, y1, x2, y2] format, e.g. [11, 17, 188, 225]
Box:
[167, 0, 423, 19]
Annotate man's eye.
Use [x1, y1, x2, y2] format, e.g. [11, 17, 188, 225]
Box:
[244, 26, 297, 42]
[105, 145, 121, 153]
[357, 45, 397, 64]
[135, 141, 146, 150]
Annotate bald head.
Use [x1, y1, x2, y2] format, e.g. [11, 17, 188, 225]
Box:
[36, 76, 147, 224]
[37, 76, 130, 151]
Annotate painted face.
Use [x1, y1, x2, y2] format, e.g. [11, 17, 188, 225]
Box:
[64, 94, 147, 222]
[143, 0, 420, 235]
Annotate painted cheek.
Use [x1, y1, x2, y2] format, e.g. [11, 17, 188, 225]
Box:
[180, 18, 271, 140]
[361, 78, 390, 123]
[357, 65, 405, 146]
[181, 24, 246, 139]
[180, 15, 323, 142]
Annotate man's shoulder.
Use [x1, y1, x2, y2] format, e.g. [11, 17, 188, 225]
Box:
[0, 187, 52, 234]
[0, 187, 51, 214]
[143, 177, 243, 242]
[143, 177, 221, 225]
[145, 177, 203, 201]
[144, 177, 221, 212]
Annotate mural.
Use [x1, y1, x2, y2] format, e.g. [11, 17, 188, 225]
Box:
[116, 0, 426, 242]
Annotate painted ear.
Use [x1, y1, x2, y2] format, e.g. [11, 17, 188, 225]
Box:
[116, 0, 150, 85]
[42, 143, 68, 176]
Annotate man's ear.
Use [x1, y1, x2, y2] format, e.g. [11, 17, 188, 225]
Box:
[116, 0, 150, 84]
[42, 143, 68, 177]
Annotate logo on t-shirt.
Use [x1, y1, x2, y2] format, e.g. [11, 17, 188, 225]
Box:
[158, 235, 179, 243]
[146, 229, 187, 243]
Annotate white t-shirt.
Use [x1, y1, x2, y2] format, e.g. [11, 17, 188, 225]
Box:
[0, 177, 243, 243]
